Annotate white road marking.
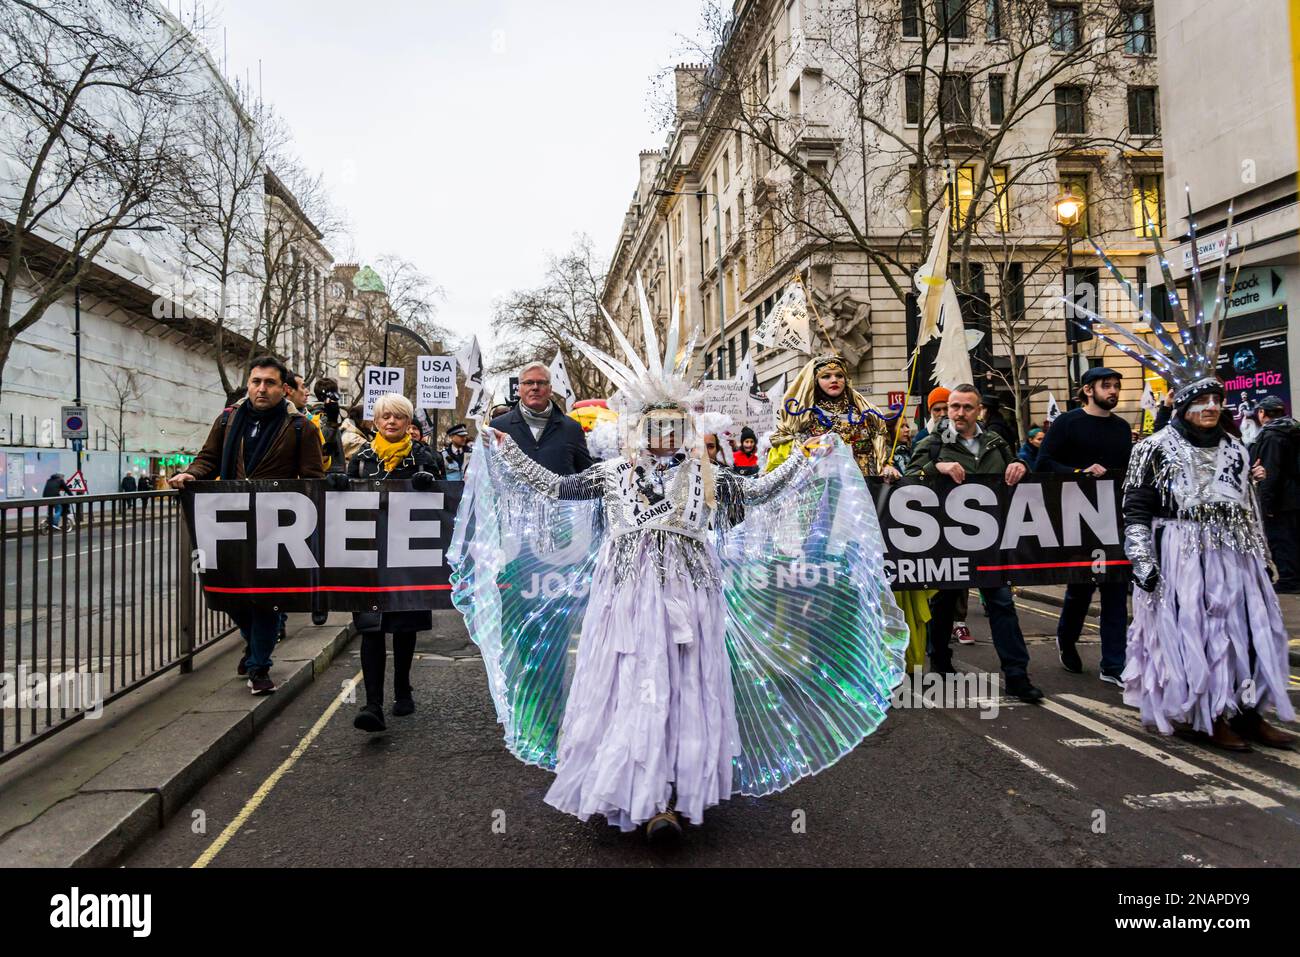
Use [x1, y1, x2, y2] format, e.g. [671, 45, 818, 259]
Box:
[1042, 695, 1283, 809]
[1059, 737, 1118, 748]
[983, 735, 1077, 789]
[1124, 787, 1256, 810]
[1059, 694, 1300, 802]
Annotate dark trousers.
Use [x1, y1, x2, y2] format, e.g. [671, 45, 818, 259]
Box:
[230, 607, 280, 673]
[1265, 510, 1300, 590]
[360, 631, 416, 706]
[929, 586, 1030, 678]
[1057, 581, 1129, 675]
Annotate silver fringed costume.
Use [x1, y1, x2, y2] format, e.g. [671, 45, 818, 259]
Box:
[447, 275, 909, 831]
[1078, 185, 1296, 736]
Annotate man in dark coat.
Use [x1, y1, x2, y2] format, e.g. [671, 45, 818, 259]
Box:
[1250, 395, 1300, 592]
[169, 356, 325, 695]
[907, 383, 1043, 703]
[490, 361, 592, 475]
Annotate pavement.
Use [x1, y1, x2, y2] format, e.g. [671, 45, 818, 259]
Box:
[117, 595, 1300, 869]
[0, 612, 354, 867]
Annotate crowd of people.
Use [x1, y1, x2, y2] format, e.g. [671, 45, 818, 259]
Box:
[151, 330, 1295, 840]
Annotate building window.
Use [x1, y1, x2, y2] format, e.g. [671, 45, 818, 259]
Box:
[740, 326, 750, 363]
[939, 73, 971, 124]
[1005, 262, 1026, 323]
[1127, 86, 1158, 135]
[1124, 4, 1155, 55]
[1059, 173, 1090, 234]
[704, 349, 714, 380]
[1049, 3, 1081, 52]
[725, 208, 733, 246]
[710, 171, 718, 198]
[1055, 85, 1085, 134]
[727, 336, 737, 377]
[904, 72, 922, 125]
[901, 0, 920, 38]
[986, 0, 1003, 40]
[988, 74, 1005, 124]
[1132, 173, 1164, 237]
[950, 165, 975, 229]
[723, 150, 731, 188]
[940, 0, 968, 38]
[760, 54, 770, 94]
[992, 166, 1010, 231]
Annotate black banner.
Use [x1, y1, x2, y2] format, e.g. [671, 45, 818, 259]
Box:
[869, 475, 1128, 589]
[181, 474, 1128, 610]
[181, 480, 462, 612]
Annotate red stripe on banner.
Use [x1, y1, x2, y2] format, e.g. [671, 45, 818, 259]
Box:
[203, 584, 453, 594]
[975, 560, 1131, 571]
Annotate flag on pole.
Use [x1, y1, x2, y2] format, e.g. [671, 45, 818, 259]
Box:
[933, 281, 973, 389]
[755, 282, 813, 354]
[1140, 381, 1157, 412]
[1046, 393, 1062, 422]
[549, 350, 576, 411]
[455, 336, 487, 421]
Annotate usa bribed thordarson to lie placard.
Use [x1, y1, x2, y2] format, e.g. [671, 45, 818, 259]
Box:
[180, 474, 1127, 612]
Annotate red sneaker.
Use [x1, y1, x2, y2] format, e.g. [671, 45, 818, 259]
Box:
[954, 622, 974, 645]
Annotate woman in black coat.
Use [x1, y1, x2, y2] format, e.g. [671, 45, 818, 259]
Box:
[344, 394, 444, 732]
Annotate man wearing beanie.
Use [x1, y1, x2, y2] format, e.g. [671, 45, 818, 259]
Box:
[914, 387, 950, 444]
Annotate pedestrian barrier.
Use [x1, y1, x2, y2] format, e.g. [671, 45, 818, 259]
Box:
[0, 489, 235, 763]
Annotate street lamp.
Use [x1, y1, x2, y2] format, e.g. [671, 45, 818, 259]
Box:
[654, 188, 726, 377]
[1054, 190, 1085, 398]
[73, 223, 165, 476]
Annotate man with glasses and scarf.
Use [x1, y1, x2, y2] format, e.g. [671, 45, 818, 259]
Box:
[489, 361, 592, 475]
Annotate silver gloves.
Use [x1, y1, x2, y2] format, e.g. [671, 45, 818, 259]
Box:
[1124, 524, 1159, 592]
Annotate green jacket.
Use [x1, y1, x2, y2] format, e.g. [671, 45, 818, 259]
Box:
[906, 425, 1023, 480]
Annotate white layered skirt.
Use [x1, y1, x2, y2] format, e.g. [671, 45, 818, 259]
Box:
[1123, 518, 1297, 734]
[543, 532, 738, 831]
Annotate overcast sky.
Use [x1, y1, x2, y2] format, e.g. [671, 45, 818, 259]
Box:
[195, 0, 708, 361]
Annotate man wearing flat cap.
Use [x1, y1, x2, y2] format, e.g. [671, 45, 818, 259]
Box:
[1035, 367, 1132, 685]
[1250, 395, 1300, 592]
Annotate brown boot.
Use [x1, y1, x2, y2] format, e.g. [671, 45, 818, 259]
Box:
[1231, 711, 1297, 749]
[1207, 716, 1252, 752]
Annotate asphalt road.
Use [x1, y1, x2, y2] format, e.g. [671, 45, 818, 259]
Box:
[126, 594, 1300, 868]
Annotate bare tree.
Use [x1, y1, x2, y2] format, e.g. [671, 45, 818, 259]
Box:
[172, 84, 281, 397]
[0, 0, 199, 396]
[101, 366, 142, 482]
[257, 159, 347, 383]
[490, 235, 614, 400]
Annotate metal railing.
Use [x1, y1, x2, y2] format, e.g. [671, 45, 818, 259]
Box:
[0, 489, 236, 763]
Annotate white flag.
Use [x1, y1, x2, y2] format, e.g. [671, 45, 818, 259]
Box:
[455, 336, 487, 421]
[1140, 381, 1157, 412]
[549, 350, 576, 411]
[1046, 392, 1062, 422]
[755, 282, 813, 354]
[933, 283, 973, 389]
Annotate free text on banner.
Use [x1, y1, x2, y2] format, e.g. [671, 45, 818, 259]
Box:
[181, 480, 463, 612]
[866, 474, 1128, 589]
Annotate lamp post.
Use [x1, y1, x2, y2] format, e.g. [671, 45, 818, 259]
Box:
[654, 188, 726, 377]
[73, 223, 165, 476]
[1054, 191, 1084, 399]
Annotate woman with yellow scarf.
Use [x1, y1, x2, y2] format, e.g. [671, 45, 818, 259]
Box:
[346, 392, 446, 733]
[764, 355, 930, 671]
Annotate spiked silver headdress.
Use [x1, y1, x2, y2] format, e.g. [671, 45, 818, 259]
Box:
[1068, 185, 1237, 405]
[564, 274, 702, 413]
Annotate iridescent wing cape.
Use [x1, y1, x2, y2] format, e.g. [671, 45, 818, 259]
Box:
[449, 436, 909, 791]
